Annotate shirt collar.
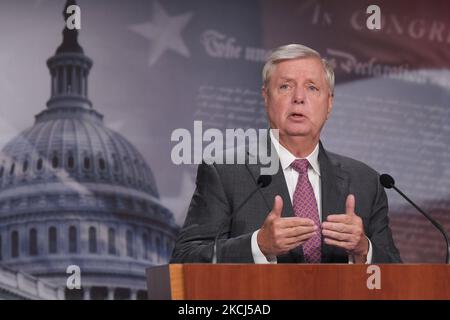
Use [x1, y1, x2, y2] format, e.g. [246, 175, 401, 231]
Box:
[270, 130, 321, 176]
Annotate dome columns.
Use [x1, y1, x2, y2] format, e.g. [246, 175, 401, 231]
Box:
[46, 53, 93, 110]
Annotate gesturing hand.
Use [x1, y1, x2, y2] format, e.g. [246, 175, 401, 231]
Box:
[257, 195, 318, 257]
[321, 194, 368, 259]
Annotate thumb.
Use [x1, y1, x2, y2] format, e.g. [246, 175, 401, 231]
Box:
[271, 195, 283, 218]
[346, 194, 356, 215]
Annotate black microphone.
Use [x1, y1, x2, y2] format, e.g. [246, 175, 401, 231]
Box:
[212, 174, 272, 263]
[380, 173, 450, 264]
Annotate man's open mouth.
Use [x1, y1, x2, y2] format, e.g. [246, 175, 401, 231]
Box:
[289, 112, 306, 119]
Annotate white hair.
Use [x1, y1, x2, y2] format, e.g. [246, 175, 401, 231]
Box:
[262, 44, 334, 95]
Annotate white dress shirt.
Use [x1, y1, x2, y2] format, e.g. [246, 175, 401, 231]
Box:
[251, 131, 372, 264]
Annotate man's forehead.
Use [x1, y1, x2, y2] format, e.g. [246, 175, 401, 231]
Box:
[274, 57, 324, 77]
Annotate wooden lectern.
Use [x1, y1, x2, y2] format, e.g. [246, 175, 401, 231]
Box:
[147, 264, 450, 300]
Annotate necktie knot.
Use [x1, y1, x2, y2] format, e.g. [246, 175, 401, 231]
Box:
[291, 159, 309, 174]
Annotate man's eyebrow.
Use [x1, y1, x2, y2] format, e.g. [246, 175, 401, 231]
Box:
[279, 77, 295, 82]
[279, 76, 320, 83]
[304, 77, 319, 83]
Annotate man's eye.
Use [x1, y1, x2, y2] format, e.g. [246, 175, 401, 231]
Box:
[280, 84, 290, 90]
[307, 85, 318, 91]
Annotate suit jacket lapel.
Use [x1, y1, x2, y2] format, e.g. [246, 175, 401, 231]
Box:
[244, 162, 294, 218]
[245, 131, 294, 218]
[318, 142, 350, 262]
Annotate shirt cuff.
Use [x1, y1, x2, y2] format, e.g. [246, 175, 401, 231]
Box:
[348, 236, 373, 264]
[251, 230, 277, 264]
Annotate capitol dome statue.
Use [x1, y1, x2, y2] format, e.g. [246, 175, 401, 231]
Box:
[0, 0, 178, 300]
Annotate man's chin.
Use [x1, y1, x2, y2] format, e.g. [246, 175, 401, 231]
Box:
[283, 129, 310, 137]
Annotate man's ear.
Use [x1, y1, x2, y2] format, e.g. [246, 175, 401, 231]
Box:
[326, 93, 333, 119]
[262, 87, 269, 109]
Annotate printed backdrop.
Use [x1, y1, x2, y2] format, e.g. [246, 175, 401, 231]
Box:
[0, 0, 449, 298]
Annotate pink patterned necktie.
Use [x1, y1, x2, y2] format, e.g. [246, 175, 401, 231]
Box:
[291, 159, 321, 263]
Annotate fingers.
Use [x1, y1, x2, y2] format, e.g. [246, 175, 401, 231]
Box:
[258, 227, 316, 256]
[323, 238, 352, 251]
[284, 231, 317, 247]
[325, 214, 351, 223]
[278, 217, 316, 228]
[271, 195, 283, 218]
[269, 219, 318, 244]
[322, 221, 354, 234]
[276, 230, 318, 252]
[322, 228, 353, 241]
[345, 194, 355, 215]
[258, 195, 320, 256]
[282, 224, 318, 238]
[269, 196, 316, 228]
[322, 197, 367, 255]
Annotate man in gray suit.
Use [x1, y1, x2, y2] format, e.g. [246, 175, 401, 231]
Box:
[171, 44, 401, 264]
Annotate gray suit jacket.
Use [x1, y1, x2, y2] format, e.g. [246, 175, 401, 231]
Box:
[171, 141, 401, 263]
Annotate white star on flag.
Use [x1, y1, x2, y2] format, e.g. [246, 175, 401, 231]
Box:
[129, 1, 193, 66]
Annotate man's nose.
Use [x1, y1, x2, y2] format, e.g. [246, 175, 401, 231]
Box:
[292, 86, 305, 105]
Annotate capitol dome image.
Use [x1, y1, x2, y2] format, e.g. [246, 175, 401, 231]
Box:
[0, 0, 178, 300]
